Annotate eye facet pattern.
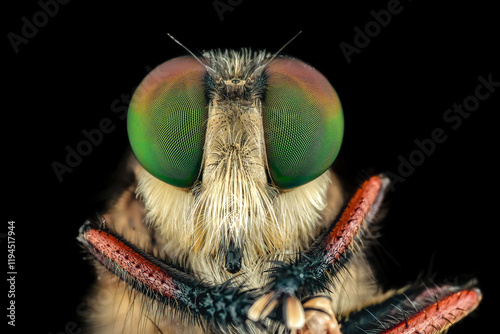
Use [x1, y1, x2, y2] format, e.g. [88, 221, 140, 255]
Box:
[263, 58, 344, 189]
[127, 56, 207, 188]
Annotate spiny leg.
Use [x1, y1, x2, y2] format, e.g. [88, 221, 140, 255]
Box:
[248, 175, 390, 332]
[339, 281, 481, 334]
[78, 221, 257, 333]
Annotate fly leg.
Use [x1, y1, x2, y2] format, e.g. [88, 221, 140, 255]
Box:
[78, 221, 257, 333]
[248, 175, 390, 333]
[339, 282, 481, 334]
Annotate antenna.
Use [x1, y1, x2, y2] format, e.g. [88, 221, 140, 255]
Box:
[167, 33, 216, 73]
[250, 31, 303, 77]
[266, 30, 303, 65]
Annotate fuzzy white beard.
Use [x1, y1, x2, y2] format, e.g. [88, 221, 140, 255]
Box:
[137, 167, 334, 277]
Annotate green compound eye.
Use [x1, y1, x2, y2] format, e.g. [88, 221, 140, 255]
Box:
[127, 56, 207, 188]
[264, 58, 344, 189]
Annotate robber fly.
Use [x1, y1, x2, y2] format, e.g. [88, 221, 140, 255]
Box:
[78, 37, 481, 334]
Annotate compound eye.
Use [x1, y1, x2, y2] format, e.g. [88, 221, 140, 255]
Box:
[127, 56, 207, 188]
[263, 57, 344, 189]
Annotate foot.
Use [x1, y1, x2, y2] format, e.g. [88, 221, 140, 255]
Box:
[248, 294, 341, 334]
[296, 296, 341, 334]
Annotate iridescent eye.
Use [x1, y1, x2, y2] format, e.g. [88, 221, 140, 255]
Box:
[263, 58, 344, 189]
[127, 56, 207, 188]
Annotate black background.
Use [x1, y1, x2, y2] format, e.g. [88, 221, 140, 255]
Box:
[5, 0, 498, 333]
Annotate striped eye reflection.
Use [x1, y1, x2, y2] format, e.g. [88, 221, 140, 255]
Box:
[263, 58, 344, 189]
[127, 56, 207, 188]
